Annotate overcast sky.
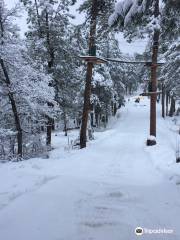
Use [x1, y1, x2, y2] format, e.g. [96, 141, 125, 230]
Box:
[5, 0, 147, 55]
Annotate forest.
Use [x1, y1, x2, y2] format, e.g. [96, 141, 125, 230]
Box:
[0, 0, 180, 239]
[0, 0, 178, 160]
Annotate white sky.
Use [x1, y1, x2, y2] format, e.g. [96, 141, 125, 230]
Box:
[5, 0, 147, 55]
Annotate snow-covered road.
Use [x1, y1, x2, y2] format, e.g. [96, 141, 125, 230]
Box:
[0, 97, 180, 240]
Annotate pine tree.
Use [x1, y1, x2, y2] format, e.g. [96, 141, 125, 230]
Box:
[160, 39, 180, 117]
[21, 0, 75, 146]
[160, 1, 180, 117]
[0, 1, 55, 159]
[78, 0, 116, 148]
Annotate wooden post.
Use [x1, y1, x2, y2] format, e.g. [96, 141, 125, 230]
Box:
[147, 0, 160, 146]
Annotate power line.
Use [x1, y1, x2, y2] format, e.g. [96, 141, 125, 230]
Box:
[106, 58, 165, 66]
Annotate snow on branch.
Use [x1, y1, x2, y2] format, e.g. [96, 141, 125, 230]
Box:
[108, 0, 147, 27]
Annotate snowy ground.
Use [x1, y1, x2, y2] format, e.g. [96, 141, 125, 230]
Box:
[0, 96, 180, 240]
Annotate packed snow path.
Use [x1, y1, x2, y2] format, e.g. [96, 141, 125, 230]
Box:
[0, 97, 180, 240]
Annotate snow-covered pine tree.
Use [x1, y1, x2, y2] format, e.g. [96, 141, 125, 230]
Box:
[91, 33, 127, 122]
[161, 0, 180, 41]
[78, 0, 117, 148]
[160, 39, 180, 117]
[0, 1, 55, 159]
[53, 23, 87, 135]
[21, 0, 76, 145]
[160, 1, 180, 117]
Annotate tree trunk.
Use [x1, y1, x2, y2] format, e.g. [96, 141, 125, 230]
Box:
[90, 111, 94, 127]
[80, 62, 93, 148]
[45, 9, 54, 147]
[161, 83, 165, 118]
[169, 96, 176, 117]
[9, 93, 23, 158]
[63, 110, 68, 136]
[0, 59, 23, 158]
[113, 102, 117, 116]
[95, 111, 99, 128]
[80, 0, 98, 149]
[147, 0, 160, 146]
[46, 116, 52, 147]
[166, 91, 169, 116]
[51, 119, 55, 131]
[0, 13, 23, 158]
[34, 0, 42, 37]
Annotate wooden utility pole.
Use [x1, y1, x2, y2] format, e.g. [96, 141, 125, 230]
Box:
[147, 0, 160, 146]
[80, 0, 98, 149]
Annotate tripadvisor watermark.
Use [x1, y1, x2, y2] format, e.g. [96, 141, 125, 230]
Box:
[135, 227, 174, 236]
